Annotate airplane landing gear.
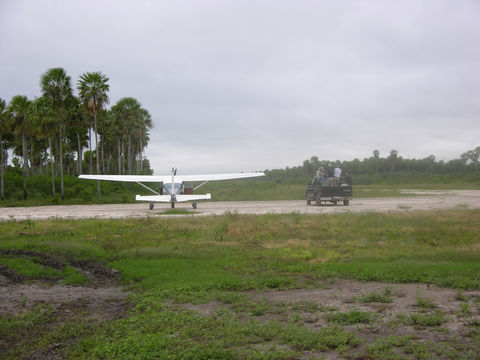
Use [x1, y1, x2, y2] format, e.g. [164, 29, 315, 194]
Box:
[149, 202, 154, 210]
[192, 201, 197, 209]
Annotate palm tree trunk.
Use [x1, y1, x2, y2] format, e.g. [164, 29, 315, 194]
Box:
[48, 137, 55, 196]
[76, 131, 82, 175]
[127, 132, 131, 175]
[44, 150, 48, 175]
[122, 139, 127, 174]
[94, 113, 100, 199]
[0, 134, 4, 200]
[140, 138, 143, 173]
[55, 139, 59, 175]
[101, 135, 105, 174]
[136, 147, 140, 174]
[117, 139, 121, 175]
[121, 139, 125, 175]
[30, 138, 34, 176]
[89, 127, 93, 174]
[22, 133, 27, 200]
[58, 128, 64, 200]
[138, 146, 141, 174]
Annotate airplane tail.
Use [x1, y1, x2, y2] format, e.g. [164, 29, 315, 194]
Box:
[176, 194, 211, 202]
[135, 194, 211, 203]
[136, 195, 171, 202]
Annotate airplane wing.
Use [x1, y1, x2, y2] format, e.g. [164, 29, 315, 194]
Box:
[174, 173, 265, 182]
[79, 175, 171, 182]
[79, 172, 265, 183]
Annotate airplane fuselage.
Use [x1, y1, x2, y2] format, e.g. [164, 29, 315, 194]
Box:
[163, 182, 183, 196]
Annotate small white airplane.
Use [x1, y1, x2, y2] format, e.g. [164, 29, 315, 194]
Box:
[79, 168, 265, 209]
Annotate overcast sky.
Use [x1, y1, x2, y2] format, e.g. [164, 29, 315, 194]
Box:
[1, 0, 479, 174]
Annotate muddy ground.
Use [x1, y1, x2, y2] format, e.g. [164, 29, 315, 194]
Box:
[0, 250, 129, 359]
[1, 190, 479, 221]
[0, 250, 127, 317]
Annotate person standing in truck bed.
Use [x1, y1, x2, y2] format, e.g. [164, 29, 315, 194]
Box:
[345, 172, 352, 186]
[334, 165, 342, 186]
[327, 164, 334, 186]
[314, 167, 326, 185]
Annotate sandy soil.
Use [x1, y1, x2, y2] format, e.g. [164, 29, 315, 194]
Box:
[0, 190, 479, 222]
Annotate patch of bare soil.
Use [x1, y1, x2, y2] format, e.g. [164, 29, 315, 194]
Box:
[180, 279, 480, 358]
[254, 279, 479, 330]
[0, 250, 129, 359]
[0, 249, 127, 315]
[182, 301, 224, 316]
[0, 284, 127, 317]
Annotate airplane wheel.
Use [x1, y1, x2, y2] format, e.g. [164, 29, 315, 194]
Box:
[192, 201, 197, 209]
[149, 202, 154, 210]
[171, 202, 175, 208]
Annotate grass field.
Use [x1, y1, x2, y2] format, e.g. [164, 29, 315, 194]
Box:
[1, 209, 480, 358]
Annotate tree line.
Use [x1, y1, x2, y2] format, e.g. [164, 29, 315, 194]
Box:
[0, 67, 153, 201]
[266, 148, 480, 180]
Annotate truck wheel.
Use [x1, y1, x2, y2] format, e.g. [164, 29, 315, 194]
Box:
[149, 202, 154, 210]
[307, 199, 311, 205]
[192, 201, 197, 209]
[343, 200, 349, 206]
[171, 202, 175, 208]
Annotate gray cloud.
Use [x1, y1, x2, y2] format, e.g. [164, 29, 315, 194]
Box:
[1, 0, 479, 173]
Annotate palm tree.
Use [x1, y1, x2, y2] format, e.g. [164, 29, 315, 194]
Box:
[8, 95, 31, 200]
[0, 98, 9, 200]
[98, 109, 119, 174]
[137, 108, 152, 173]
[32, 96, 57, 196]
[388, 149, 398, 173]
[111, 97, 142, 175]
[373, 150, 380, 174]
[110, 99, 153, 175]
[77, 72, 109, 199]
[103, 108, 124, 174]
[65, 96, 88, 175]
[40, 67, 74, 200]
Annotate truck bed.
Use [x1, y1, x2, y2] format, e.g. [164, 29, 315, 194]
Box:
[305, 184, 353, 205]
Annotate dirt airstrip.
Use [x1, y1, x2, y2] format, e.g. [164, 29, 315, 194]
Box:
[0, 190, 479, 221]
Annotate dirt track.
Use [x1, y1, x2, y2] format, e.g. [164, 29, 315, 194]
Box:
[0, 190, 479, 222]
